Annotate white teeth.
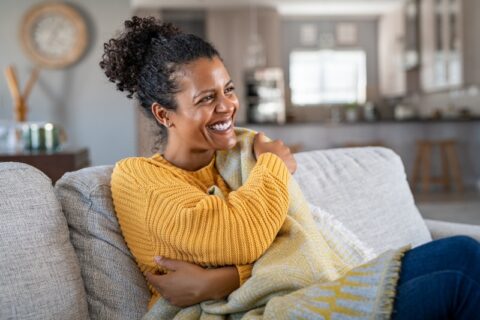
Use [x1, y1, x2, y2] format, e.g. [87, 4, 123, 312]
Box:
[209, 119, 232, 131]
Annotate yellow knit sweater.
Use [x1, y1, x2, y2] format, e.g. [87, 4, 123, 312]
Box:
[111, 152, 290, 308]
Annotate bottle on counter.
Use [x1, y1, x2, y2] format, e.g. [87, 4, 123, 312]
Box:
[363, 101, 379, 121]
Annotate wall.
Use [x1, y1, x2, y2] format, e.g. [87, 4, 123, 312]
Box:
[281, 17, 379, 122]
[0, 0, 135, 166]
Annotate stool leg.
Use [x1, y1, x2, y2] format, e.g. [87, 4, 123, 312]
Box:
[440, 144, 451, 191]
[421, 144, 432, 192]
[412, 143, 423, 191]
[445, 143, 464, 193]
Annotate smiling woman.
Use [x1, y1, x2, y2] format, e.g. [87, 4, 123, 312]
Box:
[99, 16, 296, 309]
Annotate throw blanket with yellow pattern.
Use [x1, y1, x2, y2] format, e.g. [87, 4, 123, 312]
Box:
[143, 128, 406, 320]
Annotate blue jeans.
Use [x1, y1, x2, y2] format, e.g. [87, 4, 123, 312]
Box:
[392, 236, 480, 319]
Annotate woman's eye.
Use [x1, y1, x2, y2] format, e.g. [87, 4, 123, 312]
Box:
[199, 95, 214, 103]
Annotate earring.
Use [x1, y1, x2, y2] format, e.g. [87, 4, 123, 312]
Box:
[165, 120, 172, 128]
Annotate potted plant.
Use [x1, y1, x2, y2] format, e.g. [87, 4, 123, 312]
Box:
[344, 102, 359, 122]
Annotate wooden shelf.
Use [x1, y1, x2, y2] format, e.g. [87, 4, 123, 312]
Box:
[0, 148, 90, 183]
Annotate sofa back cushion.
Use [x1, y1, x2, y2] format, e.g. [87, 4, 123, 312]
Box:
[0, 162, 89, 320]
[293, 147, 432, 254]
[55, 166, 150, 320]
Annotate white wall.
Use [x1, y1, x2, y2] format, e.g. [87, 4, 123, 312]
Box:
[0, 0, 136, 166]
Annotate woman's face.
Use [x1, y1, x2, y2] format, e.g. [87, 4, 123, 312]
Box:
[167, 56, 239, 153]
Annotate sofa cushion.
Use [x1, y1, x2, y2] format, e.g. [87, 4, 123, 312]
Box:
[0, 162, 89, 320]
[293, 147, 432, 254]
[54, 166, 150, 320]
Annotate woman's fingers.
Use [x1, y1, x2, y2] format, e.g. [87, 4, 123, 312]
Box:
[145, 272, 164, 292]
[145, 260, 214, 307]
[254, 131, 267, 143]
[254, 132, 297, 174]
[154, 256, 187, 272]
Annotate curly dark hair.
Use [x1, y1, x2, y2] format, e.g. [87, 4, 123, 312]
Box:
[99, 16, 220, 146]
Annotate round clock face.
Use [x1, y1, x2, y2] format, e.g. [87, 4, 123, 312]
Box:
[21, 3, 89, 69]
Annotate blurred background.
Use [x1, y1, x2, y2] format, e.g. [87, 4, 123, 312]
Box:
[0, 0, 479, 223]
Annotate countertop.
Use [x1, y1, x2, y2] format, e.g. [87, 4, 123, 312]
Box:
[240, 117, 480, 127]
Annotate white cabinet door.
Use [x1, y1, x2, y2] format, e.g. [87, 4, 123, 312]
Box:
[421, 0, 463, 92]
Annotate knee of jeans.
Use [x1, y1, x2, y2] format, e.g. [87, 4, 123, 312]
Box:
[444, 236, 479, 257]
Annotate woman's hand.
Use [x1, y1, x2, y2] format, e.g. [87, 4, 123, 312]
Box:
[146, 257, 239, 308]
[253, 132, 297, 174]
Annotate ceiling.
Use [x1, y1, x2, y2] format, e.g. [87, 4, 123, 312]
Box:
[131, 0, 405, 16]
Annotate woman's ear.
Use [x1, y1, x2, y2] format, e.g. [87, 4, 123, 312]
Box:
[151, 103, 173, 128]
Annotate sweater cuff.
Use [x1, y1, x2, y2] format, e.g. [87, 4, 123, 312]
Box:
[257, 153, 290, 186]
[235, 264, 253, 285]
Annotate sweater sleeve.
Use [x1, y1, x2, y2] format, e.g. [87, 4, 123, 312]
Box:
[146, 152, 290, 267]
[110, 164, 159, 295]
[236, 264, 253, 285]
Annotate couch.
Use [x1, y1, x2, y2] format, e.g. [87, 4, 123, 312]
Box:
[1, 147, 479, 319]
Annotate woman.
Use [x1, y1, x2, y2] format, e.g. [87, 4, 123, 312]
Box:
[101, 17, 480, 319]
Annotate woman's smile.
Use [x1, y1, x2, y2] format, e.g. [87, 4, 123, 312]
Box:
[207, 118, 233, 132]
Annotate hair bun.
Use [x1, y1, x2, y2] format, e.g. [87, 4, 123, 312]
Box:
[99, 16, 181, 98]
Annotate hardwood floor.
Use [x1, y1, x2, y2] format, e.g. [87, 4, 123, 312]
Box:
[414, 190, 480, 226]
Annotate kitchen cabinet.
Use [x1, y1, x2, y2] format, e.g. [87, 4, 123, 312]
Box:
[405, 0, 421, 71]
[380, 0, 479, 96]
[379, 0, 422, 97]
[420, 0, 463, 92]
[462, 0, 480, 87]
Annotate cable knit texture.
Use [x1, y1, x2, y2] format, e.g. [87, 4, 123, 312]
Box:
[111, 133, 290, 308]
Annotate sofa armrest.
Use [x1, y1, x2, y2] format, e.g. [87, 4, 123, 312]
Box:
[425, 219, 480, 242]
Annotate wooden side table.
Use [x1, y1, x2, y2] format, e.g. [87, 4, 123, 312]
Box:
[0, 148, 90, 183]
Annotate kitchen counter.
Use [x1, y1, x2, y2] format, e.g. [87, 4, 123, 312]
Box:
[238, 116, 480, 127]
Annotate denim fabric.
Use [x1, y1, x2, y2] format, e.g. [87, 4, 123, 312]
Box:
[392, 236, 480, 320]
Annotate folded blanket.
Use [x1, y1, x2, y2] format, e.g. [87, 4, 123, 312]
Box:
[143, 128, 407, 320]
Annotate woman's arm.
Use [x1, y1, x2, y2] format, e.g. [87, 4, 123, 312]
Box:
[147, 152, 291, 266]
[145, 256, 239, 307]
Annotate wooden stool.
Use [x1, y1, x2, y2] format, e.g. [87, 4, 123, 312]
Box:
[412, 139, 463, 192]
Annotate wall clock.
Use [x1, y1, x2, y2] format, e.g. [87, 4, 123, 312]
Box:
[20, 2, 89, 69]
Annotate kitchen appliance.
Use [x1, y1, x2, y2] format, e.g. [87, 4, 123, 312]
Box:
[245, 68, 286, 124]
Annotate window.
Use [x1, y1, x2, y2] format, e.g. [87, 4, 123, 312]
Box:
[289, 50, 367, 106]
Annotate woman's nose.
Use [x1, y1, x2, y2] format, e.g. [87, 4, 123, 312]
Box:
[216, 95, 236, 113]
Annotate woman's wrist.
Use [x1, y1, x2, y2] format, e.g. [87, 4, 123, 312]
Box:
[204, 266, 240, 300]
